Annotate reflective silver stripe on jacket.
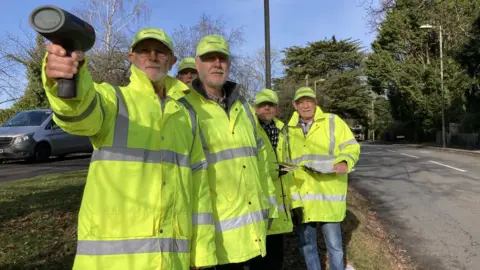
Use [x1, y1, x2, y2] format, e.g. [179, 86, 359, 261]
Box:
[206, 146, 257, 164]
[54, 93, 99, 122]
[215, 209, 269, 232]
[328, 114, 335, 156]
[76, 238, 189, 255]
[291, 114, 357, 164]
[239, 96, 257, 141]
[291, 193, 301, 201]
[302, 194, 346, 202]
[193, 213, 214, 225]
[112, 86, 129, 147]
[291, 154, 334, 165]
[194, 95, 261, 165]
[90, 86, 202, 169]
[268, 195, 277, 206]
[338, 153, 356, 163]
[91, 147, 190, 167]
[339, 138, 358, 151]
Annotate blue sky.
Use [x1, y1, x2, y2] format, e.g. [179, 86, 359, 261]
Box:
[1, 0, 376, 109]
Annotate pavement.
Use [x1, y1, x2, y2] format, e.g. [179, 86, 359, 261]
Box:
[352, 143, 480, 270]
[0, 154, 91, 183]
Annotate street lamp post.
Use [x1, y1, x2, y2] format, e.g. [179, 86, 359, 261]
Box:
[420, 24, 446, 148]
[263, 0, 272, 89]
[314, 79, 325, 92]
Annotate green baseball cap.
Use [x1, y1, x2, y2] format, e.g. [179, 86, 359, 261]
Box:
[294, 87, 316, 101]
[196, 35, 230, 57]
[131, 28, 174, 53]
[254, 89, 279, 105]
[178, 58, 197, 73]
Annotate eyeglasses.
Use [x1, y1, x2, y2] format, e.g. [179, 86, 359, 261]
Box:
[134, 48, 171, 59]
[179, 70, 198, 76]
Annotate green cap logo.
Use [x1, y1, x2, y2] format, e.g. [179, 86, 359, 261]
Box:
[131, 28, 174, 53]
[196, 35, 230, 57]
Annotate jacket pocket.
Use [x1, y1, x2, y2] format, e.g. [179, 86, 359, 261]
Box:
[174, 212, 192, 238]
[90, 212, 155, 239]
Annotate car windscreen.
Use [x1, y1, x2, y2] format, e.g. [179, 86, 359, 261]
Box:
[2, 111, 51, 127]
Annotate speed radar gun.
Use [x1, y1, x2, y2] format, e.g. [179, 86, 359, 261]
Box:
[29, 5, 96, 99]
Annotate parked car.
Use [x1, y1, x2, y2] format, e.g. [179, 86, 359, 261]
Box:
[351, 125, 364, 141]
[0, 109, 93, 162]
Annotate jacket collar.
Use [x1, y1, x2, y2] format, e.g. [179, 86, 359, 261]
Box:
[274, 118, 285, 131]
[288, 106, 326, 127]
[191, 77, 240, 108]
[127, 64, 189, 98]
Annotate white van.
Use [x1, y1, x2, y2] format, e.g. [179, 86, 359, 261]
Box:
[0, 109, 92, 162]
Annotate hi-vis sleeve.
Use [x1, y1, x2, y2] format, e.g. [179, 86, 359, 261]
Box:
[41, 54, 117, 143]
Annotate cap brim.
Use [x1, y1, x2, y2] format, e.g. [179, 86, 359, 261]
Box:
[196, 49, 230, 57]
[294, 94, 316, 101]
[255, 98, 278, 105]
[131, 37, 173, 52]
[178, 66, 197, 73]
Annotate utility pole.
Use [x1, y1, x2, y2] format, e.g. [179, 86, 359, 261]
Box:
[314, 79, 325, 92]
[439, 25, 446, 148]
[372, 99, 375, 142]
[264, 0, 271, 89]
[420, 24, 446, 148]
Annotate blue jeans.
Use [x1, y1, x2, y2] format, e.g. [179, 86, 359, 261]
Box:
[296, 222, 344, 270]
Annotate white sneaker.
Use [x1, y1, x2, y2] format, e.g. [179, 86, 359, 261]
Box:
[345, 265, 355, 270]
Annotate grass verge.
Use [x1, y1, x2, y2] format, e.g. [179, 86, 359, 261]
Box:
[0, 172, 413, 269]
[284, 186, 415, 270]
[0, 171, 86, 269]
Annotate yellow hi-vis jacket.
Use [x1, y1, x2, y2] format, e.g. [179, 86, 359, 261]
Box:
[287, 106, 360, 223]
[41, 59, 217, 269]
[259, 118, 304, 235]
[182, 79, 278, 265]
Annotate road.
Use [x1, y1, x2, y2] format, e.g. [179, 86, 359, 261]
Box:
[352, 143, 480, 270]
[0, 155, 91, 183]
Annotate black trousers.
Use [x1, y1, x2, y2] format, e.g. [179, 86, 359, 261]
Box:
[249, 234, 284, 270]
[204, 256, 261, 270]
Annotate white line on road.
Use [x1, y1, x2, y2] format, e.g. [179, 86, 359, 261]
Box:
[429, 161, 467, 172]
[387, 149, 396, 153]
[400, 153, 419, 158]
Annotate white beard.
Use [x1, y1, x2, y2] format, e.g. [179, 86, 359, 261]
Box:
[151, 71, 167, 82]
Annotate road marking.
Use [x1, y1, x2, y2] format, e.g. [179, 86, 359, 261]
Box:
[387, 149, 396, 153]
[429, 161, 467, 172]
[400, 153, 419, 158]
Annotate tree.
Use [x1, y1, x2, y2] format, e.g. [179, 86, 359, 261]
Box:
[274, 76, 302, 122]
[172, 14, 244, 60]
[0, 31, 33, 107]
[74, 0, 150, 85]
[250, 46, 282, 89]
[280, 36, 371, 120]
[0, 34, 47, 124]
[365, 0, 479, 140]
[455, 15, 480, 132]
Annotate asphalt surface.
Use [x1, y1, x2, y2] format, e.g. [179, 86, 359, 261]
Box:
[0, 154, 91, 183]
[352, 143, 480, 270]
